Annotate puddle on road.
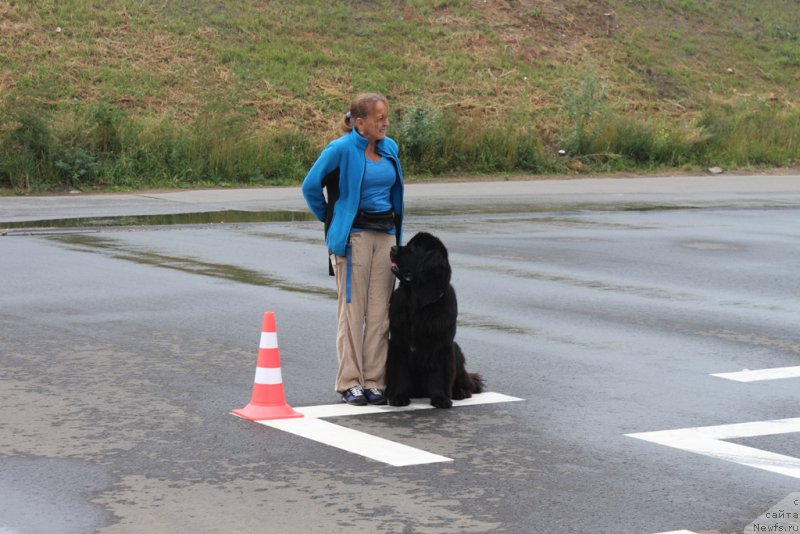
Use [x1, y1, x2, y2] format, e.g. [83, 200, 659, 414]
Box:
[681, 240, 740, 251]
[1, 203, 704, 235]
[457, 313, 531, 335]
[408, 202, 700, 217]
[48, 234, 337, 299]
[0, 209, 316, 234]
[697, 329, 800, 355]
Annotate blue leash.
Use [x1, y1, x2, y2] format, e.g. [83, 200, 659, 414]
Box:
[345, 242, 353, 304]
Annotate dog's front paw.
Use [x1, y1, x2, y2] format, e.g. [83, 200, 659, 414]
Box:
[389, 396, 410, 407]
[431, 396, 453, 409]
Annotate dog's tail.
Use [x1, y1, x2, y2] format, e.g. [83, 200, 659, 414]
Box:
[454, 342, 485, 394]
[468, 372, 485, 394]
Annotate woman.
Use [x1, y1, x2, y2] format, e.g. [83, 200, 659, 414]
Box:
[302, 93, 404, 406]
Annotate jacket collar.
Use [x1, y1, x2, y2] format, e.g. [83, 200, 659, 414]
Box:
[350, 128, 384, 153]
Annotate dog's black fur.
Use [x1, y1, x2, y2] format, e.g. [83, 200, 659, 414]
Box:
[386, 232, 485, 409]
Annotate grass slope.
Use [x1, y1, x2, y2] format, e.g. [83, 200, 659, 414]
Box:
[2, 0, 799, 191]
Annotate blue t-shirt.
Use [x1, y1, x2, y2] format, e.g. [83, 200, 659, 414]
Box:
[359, 157, 396, 213]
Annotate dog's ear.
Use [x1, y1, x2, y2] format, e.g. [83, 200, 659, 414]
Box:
[414, 248, 451, 305]
[418, 248, 448, 280]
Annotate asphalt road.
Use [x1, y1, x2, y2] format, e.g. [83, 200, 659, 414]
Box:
[1, 174, 799, 533]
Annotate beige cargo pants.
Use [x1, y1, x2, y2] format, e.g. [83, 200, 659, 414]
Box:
[331, 230, 396, 393]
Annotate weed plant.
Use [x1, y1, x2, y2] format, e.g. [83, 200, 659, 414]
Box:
[2, 96, 798, 192]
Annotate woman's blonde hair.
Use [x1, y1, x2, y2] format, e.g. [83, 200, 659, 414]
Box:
[341, 92, 388, 133]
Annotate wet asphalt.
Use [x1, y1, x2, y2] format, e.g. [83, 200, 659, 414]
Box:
[1, 173, 799, 533]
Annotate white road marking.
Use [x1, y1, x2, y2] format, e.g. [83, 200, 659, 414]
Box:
[254, 392, 523, 466]
[652, 531, 698, 534]
[295, 391, 523, 418]
[628, 418, 800, 480]
[262, 417, 451, 466]
[711, 365, 800, 382]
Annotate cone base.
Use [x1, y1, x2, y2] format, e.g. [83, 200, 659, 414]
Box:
[232, 402, 304, 421]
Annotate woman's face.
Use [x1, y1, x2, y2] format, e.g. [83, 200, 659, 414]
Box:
[358, 101, 389, 143]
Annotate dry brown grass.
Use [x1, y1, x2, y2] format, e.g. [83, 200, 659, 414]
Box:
[2, 0, 799, 144]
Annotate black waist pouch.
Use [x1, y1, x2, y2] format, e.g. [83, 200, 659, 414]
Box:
[352, 210, 395, 232]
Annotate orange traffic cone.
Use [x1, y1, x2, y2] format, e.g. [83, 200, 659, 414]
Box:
[232, 312, 303, 421]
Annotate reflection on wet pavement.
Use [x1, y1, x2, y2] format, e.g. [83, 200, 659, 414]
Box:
[47, 234, 336, 299]
[1, 210, 316, 234]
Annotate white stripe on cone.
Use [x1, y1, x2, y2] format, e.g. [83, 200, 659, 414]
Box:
[259, 332, 278, 349]
[254, 367, 283, 385]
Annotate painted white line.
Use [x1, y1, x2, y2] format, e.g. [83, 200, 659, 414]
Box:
[652, 531, 698, 534]
[628, 418, 800, 480]
[295, 391, 524, 419]
[711, 365, 800, 382]
[261, 417, 452, 466]
[249, 392, 523, 466]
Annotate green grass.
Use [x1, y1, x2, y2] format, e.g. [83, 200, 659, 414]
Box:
[1, 0, 799, 192]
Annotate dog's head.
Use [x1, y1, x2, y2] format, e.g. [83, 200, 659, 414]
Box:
[390, 232, 451, 305]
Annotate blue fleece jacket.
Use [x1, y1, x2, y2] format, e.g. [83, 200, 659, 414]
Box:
[302, 129, 404, 257]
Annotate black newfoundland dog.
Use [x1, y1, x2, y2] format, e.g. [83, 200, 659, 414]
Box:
[386, 232, 484, 408]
